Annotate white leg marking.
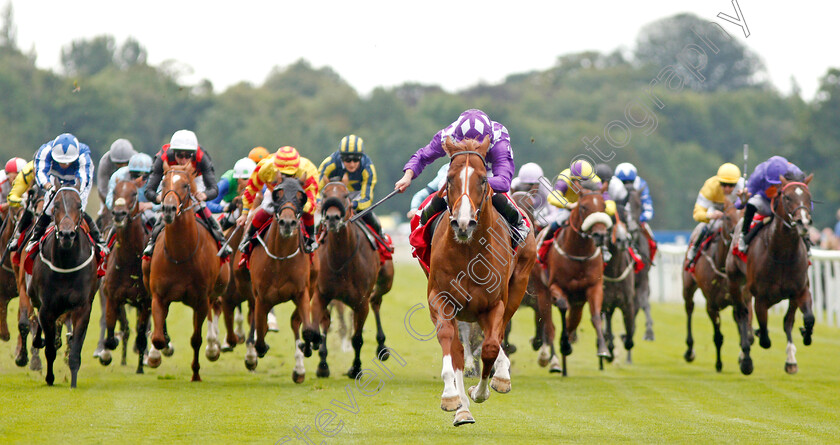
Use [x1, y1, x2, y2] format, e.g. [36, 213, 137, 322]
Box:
[455, 369, 471, 414]
[441, 355, 458, 398]
[493, 349, 511, 381]
[294, 340, 306, 374]
[786, 341, 797, 364]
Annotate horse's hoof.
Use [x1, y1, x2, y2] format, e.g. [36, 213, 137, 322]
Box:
[104, 337, 119, 350]
[0, 332, 10, 342]
[255, 343, 269, 358]
[346, 366, 361, 379]
[147, 349, 162, 368]
[46, 374, 54, 386]
[740, 356, 753, 375]
[220, 341, 234, 353]
[162, 343, 174, 357]
[715, 361, 723, 373]
[30, 354, 41, 371]
[800, 327, 812, 346]
[644, 331, 654, 341]
[530, 336, 543, 351]
[441, 395, 461, 412]
[302, 343, 313, 358]
[597, 349, 610, 358]
[490, 377, 511, 394]
[33, 337, 44, 349]
[191, 374, 202, 382]
[606, 352, 615, 363]
[376, 345, 390, 361]
[205, 345, 221, 362]
[503, 343, 517, 355]
[453, 410, 475, 427]
[99, 350, 113, 366]
[549, 355, 562, 373]
[468, 385, 489, 403]
[292, 371, 305, 384]
[15, 354, 28, 368]
[684, 350, 696, 363]
[785, 362, 798, 374]
[316, 365, 330, 378]
[759, 337, 771, 349]
[560, 342, 573, 356]
[537, 345, 551, 367]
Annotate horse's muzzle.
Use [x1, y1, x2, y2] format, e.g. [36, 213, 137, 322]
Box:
[113, 209, 128, 227]
[323, 213, 343, 232]
[450, 218, 476, 243]
[590, 231, 608, 247]
[57, 229, 77, 249]
[161, 204, 177, 223]
[277, 217, 298, 238]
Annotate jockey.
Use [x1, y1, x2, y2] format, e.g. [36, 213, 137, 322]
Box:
[406, 163, 448, 220]
[105, 153, 157, 223]
[143, 129, 232, 259]
[542, 159, 613, 241]
[510, 162, 557, 229]
[4, 158, 37, 252]
[236, 146, 320, 253]
[26, 133, 107, 255]
[0, 157, 26, 212]
[97, 138, 136, 212]
[248, 146, 270, 164]
[394, 109, 529, 244]
[318, 134, 387, 241]
[595, 163, 613, 184]
[685, 162, 744, 267]
[208, 157, 256, 230]
[612, 162, 654, 223]
[736, 156, 805, 253]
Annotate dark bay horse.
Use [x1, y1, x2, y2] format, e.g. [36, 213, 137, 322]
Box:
[310, 181, 394, 379]
[29, 185, 99, 387]
[682, 198, 748, 371]
[623, 186, 654, 341]
[246, 177, 319, 382]
[426, 137, 536, 426]
[601, 216, 635, 367]
[726, 174, 814, 375]
[543, 181, 612, 376]
[143, 163, 230, 381]
[99, 180, 151, 373]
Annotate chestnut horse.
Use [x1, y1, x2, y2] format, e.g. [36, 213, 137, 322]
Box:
[0, 206, 20, 343]
[311, 181, 394, 379]
[543, 181, 612, 376]
[245, 177, 319, 382]
[99, 180, 151, 373]
[29, 185, 99, 387]
[143, 164, 230, 381]
[601, 216, 635, 367]
[221, 218, 253, 353]
[682, 198, 750, 371]
[426, 137, 536, 427]
[726, 174, 814, 375]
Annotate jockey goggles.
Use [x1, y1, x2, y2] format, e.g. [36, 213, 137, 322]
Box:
[173, 150, 194, 160]
[341, 154, 362, 163]
[130, 171, 149, 180]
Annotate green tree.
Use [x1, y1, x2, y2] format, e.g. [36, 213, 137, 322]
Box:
[61, 35, 116, 77]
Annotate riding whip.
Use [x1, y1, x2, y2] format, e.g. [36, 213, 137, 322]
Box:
[743, 143, 749, 179]
[349, 189, 400, 223]
[216, 224, 242, 257]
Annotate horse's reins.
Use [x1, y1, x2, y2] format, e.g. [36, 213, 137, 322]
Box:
[771, 181, 811, 230]
[39, 187, 95, 274]
[160, 170, 202, 264]
[553, 189, 607, 262]
[257, 197, 304, 261]
[447, 150, 489, 222]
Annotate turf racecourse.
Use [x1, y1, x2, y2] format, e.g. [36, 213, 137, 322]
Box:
[1, 263, 838, 444]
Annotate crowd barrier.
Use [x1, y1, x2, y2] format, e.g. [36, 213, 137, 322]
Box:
[650, 244, 840, 327]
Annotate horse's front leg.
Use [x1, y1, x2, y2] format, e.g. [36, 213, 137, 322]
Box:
[370, 293, 389, 362]
[731, 289, 753, 375]
[709, 306, 724, 372]
[683, 272, 697, 362]
[291, 305, 306, 384]
[39, 309, 57, 386]
[783, 301, 798, 374]
[147, 294, 170, 368]
[296, 284, 318, 359]
[587, 284, 609, 359]
[449, 318, 473, 426]
[346, 299, 369, 379]
[797, 287, 815, 346]
[68, 301, 93, 388]
[469, 300, 505, 404]
[755, 298, 771, 349]
[99, 289, 120, 366]
[220, 297, 238, 352]
[190, 300, 208, 382]
[135, 306, 151, 374]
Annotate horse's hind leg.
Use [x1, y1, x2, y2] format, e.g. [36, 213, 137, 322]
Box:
[94, 287, 107, 358]
[119, 305, 129, 366]
[135, 307, 150, 374]
[334, 301, 351, 353]
[783, 301, 798, 374]
[15, 304, 30, 367]
[797, 288, 815, 346]
[68, 303, 93, 388]
[683, 274, 697, 362]
[603, 309, 615, 366]
[204, 298, 221, 362]
[459, 322, 477, 377]
[252, 294, 270, 360]
[0, 296, 10, 341]
[587, 286, 609, 360]
[291, 307, 306, 384]
[709, 306, 724, 372]
[346, 301, 369, 379]
[313, 295, 331, 378]
[468, 301, 505, 403]
[40, 310, 57, 386]
[221, 298, 238, 351]
[370, 293, 389, 361]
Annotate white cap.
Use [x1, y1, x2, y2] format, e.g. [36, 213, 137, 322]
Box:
[233, 158, 257, 179]
[169, 129, 198, 151]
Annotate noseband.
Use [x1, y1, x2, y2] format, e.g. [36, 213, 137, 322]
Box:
[772, 181, 811, 230]
[161, 170, 197, 218]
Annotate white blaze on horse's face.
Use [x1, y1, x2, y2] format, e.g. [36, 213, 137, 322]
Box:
[456, 166, 475, 230]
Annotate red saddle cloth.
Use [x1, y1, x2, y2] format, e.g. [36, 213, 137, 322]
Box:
[142, 215, 230, 266]
[365, 223, 393, 266]
[16, 226, 105, 277]
[409, 193, 528, 273]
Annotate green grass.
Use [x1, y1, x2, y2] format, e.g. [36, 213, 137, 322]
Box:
[1, 263, 839, 444]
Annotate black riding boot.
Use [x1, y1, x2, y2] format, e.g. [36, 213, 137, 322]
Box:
[25, 212, 51, 252]
[7, 208, 34, 251]
[199, 208, 232, 259]
[143, 219, 165, 257]
[739, 203, 757, 253]
[419, 195, 447, 225]
[83, 212, 108, 255]
[686, 224, 710, 268]
[238, 222, 259, 253]
[492, 194, 529, 246]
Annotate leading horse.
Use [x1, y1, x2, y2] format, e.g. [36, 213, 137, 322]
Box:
[726, 174, 814, 375]
[143, 163, 230, 381]
[427, 137, 536, 426]
[28, 185, 100, 387]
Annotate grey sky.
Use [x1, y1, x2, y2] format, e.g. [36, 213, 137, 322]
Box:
[7, 0, 836, 99]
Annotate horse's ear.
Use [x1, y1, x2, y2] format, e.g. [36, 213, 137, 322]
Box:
[442, 136, 456, 157]
[600, 180, 608, 194]
[804, 173, 814, 185]
[297, 175, 307, 189]
[185, 162, 196, 178]
[341, 172, 349, 187]
[476, 135, 492, 157]
[163, 161, 171, 173]
[779, 174, 788, 187]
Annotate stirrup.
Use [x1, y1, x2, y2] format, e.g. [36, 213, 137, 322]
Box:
[737, 233, 747, 253]
[303, 238, 319, 254]
[219, 244, 232, 259]
[143, 243, 155, 257]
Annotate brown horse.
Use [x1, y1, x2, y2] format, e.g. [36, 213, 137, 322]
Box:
[0, 206, 21, 342]
[425, 137, 536, 426]
[29, 185, 100, 387]
[99, 180, 151, 373]
[601, 216, 635, 367]
[543, 181, 612, 376]
[143, 163, 230, 381]
[623, 186, 654, 341]
[682, 198, 750, 371]
[726, 174, 814, 375]
[220, 219, 253, 353]
[310, 181, 394, 379]
[245, 177, 319, 382]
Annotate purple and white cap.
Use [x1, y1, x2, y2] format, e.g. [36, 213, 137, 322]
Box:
[442, 109, 495, 142]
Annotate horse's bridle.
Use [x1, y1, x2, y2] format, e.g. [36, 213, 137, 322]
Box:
[320, 182, 351, 231]
[447, 151, 489, 222]
[568, 190, 604, 240]
[161, 170, 197, 219]
[54, 186, 83, 237]
[772, 181, 811, 230]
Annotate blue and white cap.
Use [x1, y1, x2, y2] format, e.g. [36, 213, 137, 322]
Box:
[615, 162, 637, 182]
[50, 133, 81, 164]
[128, 153, 153, 173]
